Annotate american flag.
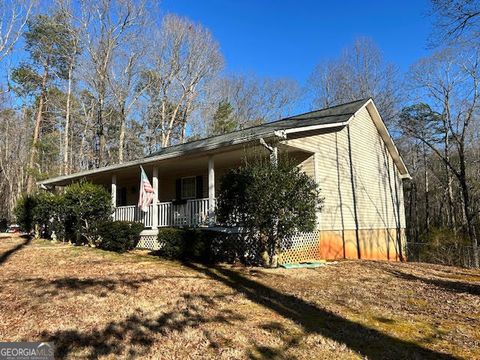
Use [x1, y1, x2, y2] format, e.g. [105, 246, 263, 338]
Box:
[138, 166, 155, 212]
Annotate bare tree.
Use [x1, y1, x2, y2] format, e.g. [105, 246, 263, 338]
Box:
[431, 0, 480, 42]
[12, 11, 76, 192]
[107, 4, 151, 163]
[195, 73, 299, 137]
[0, 0, 33, 197]
[0, 104, 29, 219]
[79, 0, 148, 167]
[54, 0, 81, 175]
[307, 37, 399, 124]
[401, 46, 480, 267]
[0, 0, 33, 66]
[141, 14, 223, 150]
[219, 74, 299, 125]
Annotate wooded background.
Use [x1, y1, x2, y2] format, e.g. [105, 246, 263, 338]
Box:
[0, 0, 479, 264]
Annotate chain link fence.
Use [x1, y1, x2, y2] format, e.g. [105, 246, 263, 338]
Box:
[406, 242, 479, 268]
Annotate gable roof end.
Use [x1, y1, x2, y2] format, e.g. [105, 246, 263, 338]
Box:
[361, 99, 410, 179]
[280, 98, 410, 179]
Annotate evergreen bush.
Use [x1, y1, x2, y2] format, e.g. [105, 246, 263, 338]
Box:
[97, 221, 144, 252]
[217, 157, 322, 266]
[14, 182, 112, 243]
[14, 194, 37, 233]
[157, 227, 219, 262]
[63, 182, 112, 245]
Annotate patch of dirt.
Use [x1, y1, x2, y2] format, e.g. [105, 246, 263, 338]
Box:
[0, 236, 479, 359]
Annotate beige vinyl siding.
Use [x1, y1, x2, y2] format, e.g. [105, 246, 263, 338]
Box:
[286, 130, 356, 231]
[297, 154, 315, 179]
[346, 106, 406, 230]
[284, 106, 406, 231]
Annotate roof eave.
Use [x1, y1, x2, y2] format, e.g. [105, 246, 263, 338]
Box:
[38, 130, 283, 186]
[283, 121, 350, 134]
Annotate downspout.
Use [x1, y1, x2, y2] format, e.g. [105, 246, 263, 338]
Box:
[260, 130, 287, 165]
[347, 125, 361, 259]
[260, 138, 278, 166]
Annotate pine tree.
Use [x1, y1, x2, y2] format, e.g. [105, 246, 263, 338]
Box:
[11, 11, 76, 192]
[211, 100, 236, 135]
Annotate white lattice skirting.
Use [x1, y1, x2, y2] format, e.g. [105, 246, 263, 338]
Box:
[137, 233, 161, 250]
[278, 230, 321, 264]
[136, 229, 323, 264]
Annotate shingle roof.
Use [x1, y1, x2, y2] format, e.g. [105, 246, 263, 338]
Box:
[38, 98, 377, 186]
[146, 98, 369, 158]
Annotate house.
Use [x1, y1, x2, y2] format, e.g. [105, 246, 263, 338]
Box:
[39, 98, 410, 263]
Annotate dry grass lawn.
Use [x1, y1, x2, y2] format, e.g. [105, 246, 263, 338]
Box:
[0, 235, 479, 359]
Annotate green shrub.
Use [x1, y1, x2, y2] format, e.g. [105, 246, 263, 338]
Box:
[63, 182, 112, 245]
[14, 194, 37, 232]
[157, 228, 218, 262]
[184, 229, 214, 261]
[0, 218, 8, 232]
[15, 192, 67, 239]
[97, 221, 144, 252]
[157, 228, 188, 259]
[14, 182, 112, 243]
[32, 192, 66, 239]
[217, 156, 322, 266]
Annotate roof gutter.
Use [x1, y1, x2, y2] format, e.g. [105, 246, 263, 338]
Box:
[283, 121, 350, 135]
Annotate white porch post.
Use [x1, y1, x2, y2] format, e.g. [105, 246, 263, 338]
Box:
[152, 167, 159, 229]
[111, 174, 117, 219]
[208, 156, 215, 226]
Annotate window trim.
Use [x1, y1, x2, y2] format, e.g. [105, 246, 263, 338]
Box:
[181, 176, 197, 200]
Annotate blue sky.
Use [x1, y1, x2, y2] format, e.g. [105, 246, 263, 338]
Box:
[161, 0, 433, 83]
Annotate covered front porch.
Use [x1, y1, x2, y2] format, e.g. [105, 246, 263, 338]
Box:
[41, 141, 315, 231]
[109, 150, 232, 230]
[112, 144, 314, 230]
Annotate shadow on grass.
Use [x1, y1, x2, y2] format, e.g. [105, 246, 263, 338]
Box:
[185, 263, 458, 360]
[41, 292, 244, 359]
[382, 267, 480, 296]
[36, 260, 459, 359]
[0, 236, 31, 265]
[11, 274, 206, 297]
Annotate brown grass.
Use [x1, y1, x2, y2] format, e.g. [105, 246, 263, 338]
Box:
[0, 236, 479, 359]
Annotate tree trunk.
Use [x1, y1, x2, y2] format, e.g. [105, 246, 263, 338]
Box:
[181, 121, 187, 143]
[69, 120, 74, 172]
[27, 64, 49, 193]
[423, 143, 430, 232]
[458, 146, 479, 267]
[118, 105, 126, 163]
[63, 64, 73, 175]
[96, 94, 106, 167]
[446, 168, 456, 230]
[408, 181, 419, 242]
[443, 130, 456, 231]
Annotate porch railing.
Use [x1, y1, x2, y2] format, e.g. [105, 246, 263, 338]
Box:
[114, 198, 213, 228]
[114, 204, 154, 227]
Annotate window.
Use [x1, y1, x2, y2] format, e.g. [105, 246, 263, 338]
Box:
[181, 176, 196, 199]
